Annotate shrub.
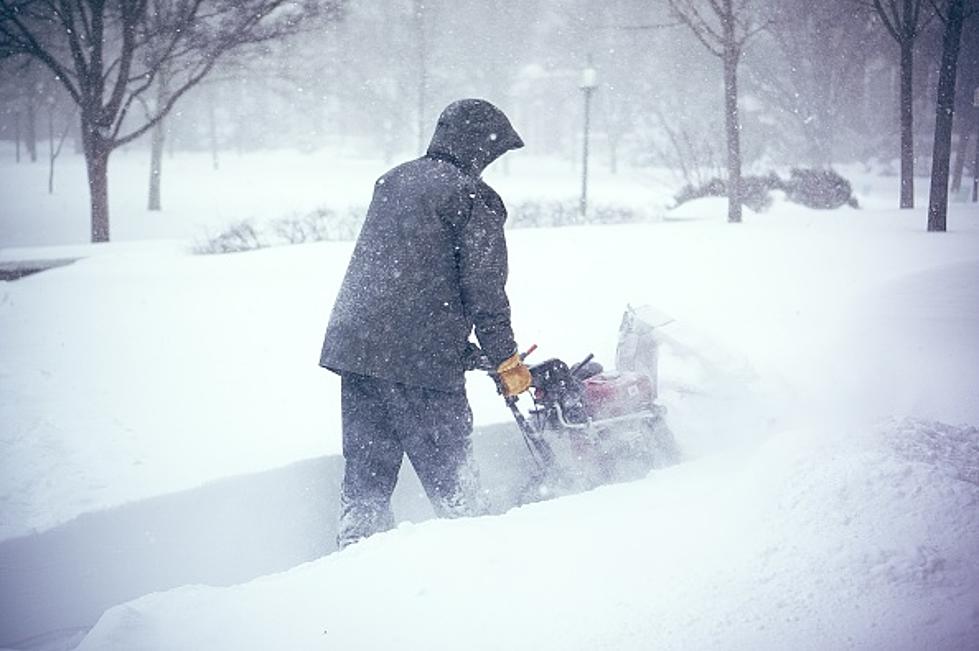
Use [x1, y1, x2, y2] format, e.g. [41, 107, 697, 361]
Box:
[271, 208, 360, 244]
[196, 198, 654, 256]
[195, 207, 366, 255]
[739, 173, 783, 211]
[508, 199, 648, 229]
[194, 221, 265, 254]
[272, 213, 316, 244]
[783, 168, 859, 209]
[673, 168, 858, 212]
[675, 173, 781, 212]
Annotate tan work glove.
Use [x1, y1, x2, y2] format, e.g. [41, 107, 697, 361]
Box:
[496, 353, 532, 397]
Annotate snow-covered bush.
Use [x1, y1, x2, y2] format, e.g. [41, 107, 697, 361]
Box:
[271, 208, 362, 244]
[783, 168, 859, 209]
[591, 203, 647, 225]
[197, 200, 654, 255]
[194, 221, 266, 254]
[508, 200, 578, 228]
[673, 168, 859, 212]
[675, 173, 781, 212]
[508, 200, 649, 229]
[196, 208, 365, 254]
[272, 214, 314, 244]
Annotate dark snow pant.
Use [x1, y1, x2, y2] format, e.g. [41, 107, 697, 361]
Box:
[337, 372, 487, 549]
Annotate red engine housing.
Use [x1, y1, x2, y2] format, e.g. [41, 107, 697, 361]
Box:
[582, 371, 655, 420]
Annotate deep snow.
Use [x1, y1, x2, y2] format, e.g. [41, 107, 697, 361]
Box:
[75, 419, 979, 650]
[1, 149, 978, 649]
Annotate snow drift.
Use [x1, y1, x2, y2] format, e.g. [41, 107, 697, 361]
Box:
[75, 418, 979, 650]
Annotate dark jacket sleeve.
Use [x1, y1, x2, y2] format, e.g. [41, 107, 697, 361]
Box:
[456, 183, 517, 367]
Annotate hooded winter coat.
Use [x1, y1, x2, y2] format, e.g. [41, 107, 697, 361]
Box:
[319, 99, 525, 392]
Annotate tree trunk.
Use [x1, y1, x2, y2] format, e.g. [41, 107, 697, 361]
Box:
[723, 50, 743, 224]
[927, 0, 966, 232]
[86, 151, 111, 242]
[974, 112, 979, 202]
[208, 96, 220, 171]
[148, 118, 165, 210]
[73, 120, 84, 155]
[899, 41, 915, 208]
[148, 70, 170, 210]
[25, 95, 38, 163]
[82, 118, 111, 242]
[951, 119, 971, 193]
[608, 132, 619, 175]
[48, 106, 55, 194]
[15, 112, 21, 163]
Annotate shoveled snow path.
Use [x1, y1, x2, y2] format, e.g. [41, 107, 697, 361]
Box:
[76, 419, 979, 651]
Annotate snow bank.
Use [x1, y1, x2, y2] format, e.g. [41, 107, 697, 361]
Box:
[76, 418, 979, 650]
[828, 261, 979, 425]
[0, 243, 347, 540]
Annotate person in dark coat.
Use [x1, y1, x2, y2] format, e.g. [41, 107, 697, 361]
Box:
[320, 98, 532, 549]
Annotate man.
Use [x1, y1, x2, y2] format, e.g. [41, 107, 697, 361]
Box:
[320, 98, 532, 549]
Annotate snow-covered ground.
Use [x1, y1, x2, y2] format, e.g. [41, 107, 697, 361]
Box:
[1, 149, 978, 649]
[76, 419, 979, 651]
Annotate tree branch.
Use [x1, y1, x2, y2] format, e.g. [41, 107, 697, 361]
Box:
[0, 1, 82, 103]
[103, 0, 146, 122]
[667, 0, 724, 57]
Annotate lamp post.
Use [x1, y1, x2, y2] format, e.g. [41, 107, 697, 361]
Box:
[579, 56, 598, 218]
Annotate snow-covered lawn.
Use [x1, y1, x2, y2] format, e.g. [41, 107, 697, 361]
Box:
[1, 149, 978, 648]
[0, 147, 671, 247]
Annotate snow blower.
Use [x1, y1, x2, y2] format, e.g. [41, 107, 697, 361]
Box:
[470, 306, 680, 502]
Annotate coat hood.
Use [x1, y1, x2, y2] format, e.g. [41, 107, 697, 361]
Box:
[426, 99, 524, 175]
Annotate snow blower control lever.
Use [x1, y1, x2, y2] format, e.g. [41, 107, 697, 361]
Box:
[467, 343, 555, 472]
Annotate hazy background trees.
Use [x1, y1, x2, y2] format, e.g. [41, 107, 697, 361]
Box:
[1, 0, 344, 241]
[2, 0, 977, 240]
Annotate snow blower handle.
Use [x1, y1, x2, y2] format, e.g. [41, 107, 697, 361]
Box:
[467, 344, 537, 373]
[467, 343, 538, 400]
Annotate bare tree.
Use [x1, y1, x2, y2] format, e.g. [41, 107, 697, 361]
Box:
[0, 61, 23, 161]
[44, 82, 76, 193]
[1, 57, 44, 162]
[667, 0, 768, 223]
[870, 0, 935, 209]
[747, 1, 879, 167]
[0, 0, 338, 242]
[643, 105, 723, 189]
[413, 0, 428, 156]
[144, 0, 174, 212]
[926, 0, 975, 231]
[21, 60, 39, 162]
[950, 14, 979, 193]
[146, 65, 170, 211]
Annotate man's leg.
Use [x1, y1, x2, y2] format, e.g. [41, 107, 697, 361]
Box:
[337, 372, 403, 549]
[389, 384, 489, 518]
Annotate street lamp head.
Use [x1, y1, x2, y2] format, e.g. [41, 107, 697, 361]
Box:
[579, 58, 598, 91]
